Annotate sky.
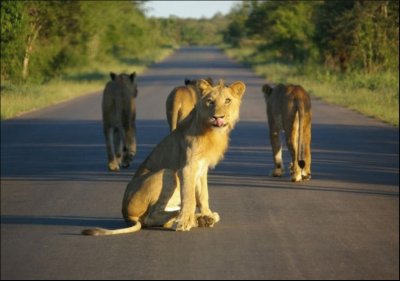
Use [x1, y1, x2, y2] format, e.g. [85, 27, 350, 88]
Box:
[143, 1, 238, 19]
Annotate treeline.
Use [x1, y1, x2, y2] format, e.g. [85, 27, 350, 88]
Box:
[2, 1, 398, 83]
[223, 0, 399, 73]
[153, 13, 229, 46]
[1, 1, 164, 83]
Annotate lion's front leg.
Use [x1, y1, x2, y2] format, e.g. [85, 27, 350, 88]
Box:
[195, 171, 220, 228]
[172, 165, 198, 231]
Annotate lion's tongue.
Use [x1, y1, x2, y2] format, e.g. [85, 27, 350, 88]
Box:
[212, 118, 225, 127]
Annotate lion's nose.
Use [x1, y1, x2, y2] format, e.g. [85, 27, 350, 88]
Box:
[211, 116, 225, 127]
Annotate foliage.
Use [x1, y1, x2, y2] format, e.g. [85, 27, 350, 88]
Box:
[314, 0, 399, 72]
[1, 1, 26, 81]
[222, 0, 399, 126]
[154, 13, 229, 46]
[1, 0, 398, 125]
[0, 1, 169, 84]
[223, 0, 399, 73]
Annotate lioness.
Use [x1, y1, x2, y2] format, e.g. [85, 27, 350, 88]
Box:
[83, 79, 246, 235]
[102, 72, 138, 171]
[166, 77, 213, 131]
[262, 83, 312, 182]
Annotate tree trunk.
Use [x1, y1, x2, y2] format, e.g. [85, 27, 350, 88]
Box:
[22, 24, 41, 80]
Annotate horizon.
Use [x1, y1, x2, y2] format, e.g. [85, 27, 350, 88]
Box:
[143, 1, 237, 19]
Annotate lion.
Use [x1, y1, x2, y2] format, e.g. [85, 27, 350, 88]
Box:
[262, 83, 312, 182]
[166, 77, 213, 131]
[82, 79, 246, 235]
[102, 72, 138, 171]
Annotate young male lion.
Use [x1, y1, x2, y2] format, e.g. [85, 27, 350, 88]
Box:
[166, 77, 213, 131]
[83, 79, 246, 235]
[262, 83, 312, 182]
[102, 72, 138, 171]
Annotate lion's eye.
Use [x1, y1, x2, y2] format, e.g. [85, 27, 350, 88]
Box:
[207, 98, 215, 106]
[225, 98, 231, 104]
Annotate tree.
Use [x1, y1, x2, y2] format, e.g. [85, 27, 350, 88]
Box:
[244, 1, 318, 62]
[314, 0, 398, 72]
[1, 1, 26, 81]
[223, 1, 252, 46]
[1, 1, 167, 83]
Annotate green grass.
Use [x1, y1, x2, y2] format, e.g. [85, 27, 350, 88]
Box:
[1, 47, 174, 120]
[1, 81, 104, 119]
[224, 46, 399, 127]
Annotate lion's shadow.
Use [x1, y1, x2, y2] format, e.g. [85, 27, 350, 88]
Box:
[1, 118, 398, 186]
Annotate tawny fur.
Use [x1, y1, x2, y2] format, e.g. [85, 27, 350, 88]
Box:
[262, 83, 312, 182]
[83, 79, 246, 235]
[165, 78, 213, 131]
[102, 72, 138, 171]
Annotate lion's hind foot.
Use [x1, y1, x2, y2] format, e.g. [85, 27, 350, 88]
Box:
[121, 153, 134, 168]
[270, 168, 284, 177]
[108, 161, 120, 172]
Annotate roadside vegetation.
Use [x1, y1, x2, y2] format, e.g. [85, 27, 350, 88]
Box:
[1, 1, 398, 126]
[222, 1, 399, 127]
[1, 1, 174, 119]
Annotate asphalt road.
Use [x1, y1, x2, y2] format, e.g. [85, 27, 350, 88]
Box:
[1, 46, 399, 280]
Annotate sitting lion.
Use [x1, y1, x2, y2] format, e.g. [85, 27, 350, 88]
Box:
[166, 77, 213, 131]
[262, 83, 312, 182]
[82, 79, 246, 235]
[102, 72, 138, 171]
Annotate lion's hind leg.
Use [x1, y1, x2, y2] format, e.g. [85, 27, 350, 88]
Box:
[301, 120, 312, 181]
[144, 209, 180, 229]
[121, 122, 137, 168]
[269, 130, 285, 177]
[104, 126, 120, 171]
[141, 169, 182, 229]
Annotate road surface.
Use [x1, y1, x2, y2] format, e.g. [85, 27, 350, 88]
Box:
[1, 46, 399, 280]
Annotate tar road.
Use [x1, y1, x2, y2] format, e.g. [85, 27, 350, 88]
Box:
[1, 47, 399, 280]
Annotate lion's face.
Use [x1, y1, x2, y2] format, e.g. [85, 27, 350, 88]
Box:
[196, 80, 246, 131]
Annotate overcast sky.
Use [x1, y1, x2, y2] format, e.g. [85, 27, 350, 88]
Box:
[143, 1, 238, 19]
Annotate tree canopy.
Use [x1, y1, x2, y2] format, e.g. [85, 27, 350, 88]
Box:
[1, 1, 163, 83]
[1, 0, 398, 84]
[223, 0, 399, 73]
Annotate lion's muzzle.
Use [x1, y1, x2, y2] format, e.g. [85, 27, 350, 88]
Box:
[210, 116, 226, 128]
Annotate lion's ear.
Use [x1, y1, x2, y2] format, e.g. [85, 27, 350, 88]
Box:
[197, 79, 213, 97]
[205, 77, 214, 86]
[229, 81, 246, 99]
[262, 84, 273, 97]
[129, 72, 136, 83]
[110, 72, 117, 80]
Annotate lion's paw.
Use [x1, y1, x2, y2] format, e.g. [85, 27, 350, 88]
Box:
[172, 213, 197, 232]
[121, 153, 134, 168]
[108, 161, 120, 172]
[291, 172, 303, 182]
[197, 212, 220, 228]
[270, 168, 284, 177]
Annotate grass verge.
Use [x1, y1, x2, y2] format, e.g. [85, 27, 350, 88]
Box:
[224, 46, 399, 127]
[1, 47, 174, 120]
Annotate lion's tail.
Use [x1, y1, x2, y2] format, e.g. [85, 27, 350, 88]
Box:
[82, 221, 141, 236]
[296, 99, 306, 170]
[170, 98, 180, 131]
